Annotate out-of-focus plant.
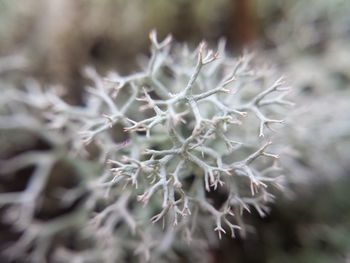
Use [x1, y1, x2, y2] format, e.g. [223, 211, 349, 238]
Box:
[0, 32, 292, 262]
[258, 0, 350, 185]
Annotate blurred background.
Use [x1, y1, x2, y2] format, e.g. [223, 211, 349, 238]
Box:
[0, 0, 350, 262]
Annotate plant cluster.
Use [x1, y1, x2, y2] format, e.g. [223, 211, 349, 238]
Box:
[0, 32, 292, 262]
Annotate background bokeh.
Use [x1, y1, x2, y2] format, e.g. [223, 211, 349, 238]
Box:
[1, 0, 350, 262]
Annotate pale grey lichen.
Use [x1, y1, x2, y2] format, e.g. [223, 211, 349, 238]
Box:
[0, 32, 292, 263]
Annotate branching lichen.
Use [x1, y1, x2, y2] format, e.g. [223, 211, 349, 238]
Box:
[0, 31, 292, 262]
